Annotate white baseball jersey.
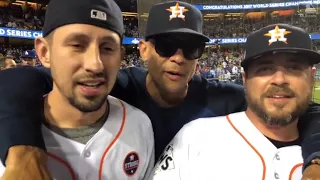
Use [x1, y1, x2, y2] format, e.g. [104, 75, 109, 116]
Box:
[0, 96, 155, 180]
[151, 112, 302, 180]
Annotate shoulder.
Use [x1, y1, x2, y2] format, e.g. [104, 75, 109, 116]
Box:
[117, 67, 147, 82]
[188, 76, 246, 114]
[208, 80, 245, 96]
[184, 115, 229, 132]
[0, 66, 52, 95]
[305, 102, 320, 114]
[182, 112, 247, 138]
[0, 66, 49, 81]
[35, 66, 51, 76]
[189, 75, 244, 95]
[108, 95, 152, 128]
[112, 67, 147, 100]
[170, 115, 230, 144]
[107, 96, 154, 150]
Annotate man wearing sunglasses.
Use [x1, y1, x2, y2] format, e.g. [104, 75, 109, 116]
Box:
[1, 1, 320, 179]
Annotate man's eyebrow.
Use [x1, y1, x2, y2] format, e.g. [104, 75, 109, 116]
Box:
[100, 36, 118, 44]
[63, 32, 90, 43]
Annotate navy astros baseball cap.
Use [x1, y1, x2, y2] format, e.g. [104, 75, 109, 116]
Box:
[241, 23, 320, 68]
[145, 1, 210, 42]
[43, 0, 124, 38]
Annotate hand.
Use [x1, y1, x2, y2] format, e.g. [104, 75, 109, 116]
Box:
[1, 146, 52, 180]
[302, 164, 320, 180]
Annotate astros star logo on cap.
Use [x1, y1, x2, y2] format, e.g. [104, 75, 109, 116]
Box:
[166, 2, 189, 21]
[264, 25, 291, 45]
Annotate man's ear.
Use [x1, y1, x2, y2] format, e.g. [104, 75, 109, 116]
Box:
[34, 37, 51, 68]
[120, 46, 125, 61]
[312, 66, 316, 86]
[242, 72, 246, 85]
[312, 66, 316, 77]
[139, 40, 150, 63]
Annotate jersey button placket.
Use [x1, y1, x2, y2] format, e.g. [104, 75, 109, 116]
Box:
[84, 151, 91, 158]
[82, 149, 93, 179]
[273, 152, 281, 179]
[86, 172, 92, 180]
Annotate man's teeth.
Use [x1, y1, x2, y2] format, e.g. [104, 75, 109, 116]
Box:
[82, 83, 100, 87]
[272, 95, 287, 98]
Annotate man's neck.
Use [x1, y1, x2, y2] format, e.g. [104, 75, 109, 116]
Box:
[245, 109, 299, 142]
[145, 74, 186, 108]
[44, 88, 108, 129]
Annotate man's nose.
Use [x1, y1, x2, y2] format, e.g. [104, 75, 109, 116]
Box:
[83, 45, 104, 73]
[270, 69, 289, 86]
[169, 49, 185, 64]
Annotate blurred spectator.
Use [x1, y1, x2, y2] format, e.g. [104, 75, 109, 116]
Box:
[0, 56, 16, 70]
[0, 45, 25, 61]
[21, 50, 37, 67]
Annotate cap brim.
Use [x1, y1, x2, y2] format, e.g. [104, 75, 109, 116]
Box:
[241, 48, 320, 68]
[147, 28, 210, 42]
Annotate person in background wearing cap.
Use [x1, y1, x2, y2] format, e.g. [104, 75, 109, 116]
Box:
[0, 0, 155, 179]
[151, 23, 320, 180]
[0, 56, 16, 70]
[0, 2, 320, 179]
[21, 50, 37, 67]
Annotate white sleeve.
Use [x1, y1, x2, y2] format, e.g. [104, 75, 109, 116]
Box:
[0, 160, 5, 178]
[142, 145, 155, 180]
[149, 125, 195, 180]
[141, 123, 155, 180]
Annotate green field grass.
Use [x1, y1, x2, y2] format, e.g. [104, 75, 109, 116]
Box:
[313, 81, 320, 103]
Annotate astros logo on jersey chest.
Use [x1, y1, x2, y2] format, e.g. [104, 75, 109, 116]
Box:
[123, 151, 140, 176]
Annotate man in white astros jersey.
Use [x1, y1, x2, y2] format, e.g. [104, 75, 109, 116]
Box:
[0, 0, 154, 179]
[151, 24, 320, 180]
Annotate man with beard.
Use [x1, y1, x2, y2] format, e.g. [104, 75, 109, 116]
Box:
[0, 2, 320, 179]
[0, 0, 154, 179]
[151, 24, 319, 180]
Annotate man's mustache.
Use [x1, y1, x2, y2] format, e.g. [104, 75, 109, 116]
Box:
[77, 72, 105, 79]
[263, 85, 295, 97]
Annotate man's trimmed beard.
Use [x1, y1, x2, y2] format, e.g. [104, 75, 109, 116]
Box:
[246, 86, 311, 127]
[68, 92, 108, 112]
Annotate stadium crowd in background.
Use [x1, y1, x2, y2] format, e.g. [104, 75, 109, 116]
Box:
[0, 3, 139, 36]
[2, 2, 320, 39]
[0, 3, 45, 30]
[1, 1, 320, 83]
[203, 13, 320, 38]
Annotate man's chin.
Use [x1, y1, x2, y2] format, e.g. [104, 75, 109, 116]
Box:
[165, 85, 188, 95]
[265, 109, 292, 118]
[69, 96, 107, 112]
[263, 110, 296, 125]
[264, 123, 286, 129]
[264, 100, 296, 111]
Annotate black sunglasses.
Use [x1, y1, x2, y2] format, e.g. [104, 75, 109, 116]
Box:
[148, 38, 205, 60]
